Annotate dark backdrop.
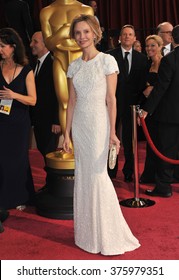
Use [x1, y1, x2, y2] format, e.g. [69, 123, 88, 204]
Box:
[1, 0, 179, 48]
[82, 0, 179, 47]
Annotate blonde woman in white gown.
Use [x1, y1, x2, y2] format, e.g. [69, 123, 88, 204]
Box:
[63, 14, 140, 255]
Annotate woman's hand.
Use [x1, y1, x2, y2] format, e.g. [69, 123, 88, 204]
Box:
[109, 134, 120, 154]
[0, 86, 15, 99]
[63, 132, 72, 153]
[52, 124, 61, 134]
[137, 110, 148, 126]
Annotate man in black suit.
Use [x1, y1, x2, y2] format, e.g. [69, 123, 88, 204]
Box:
[141, 25, 179, 197]
[30, 31, 61, 160]
[157, 21, 179, 182]
[156, 21, 173, 55]
[108, 25, 148, 181]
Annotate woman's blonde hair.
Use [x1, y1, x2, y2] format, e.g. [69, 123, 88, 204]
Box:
[145, 34, 163, 47]
[70, 14, 102, 45]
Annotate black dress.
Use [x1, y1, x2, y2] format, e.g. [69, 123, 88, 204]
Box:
[0, 64, 35, 209]
[140, 72, 158, 181]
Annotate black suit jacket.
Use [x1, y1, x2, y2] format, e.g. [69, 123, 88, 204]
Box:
[107, 46, 148, 116]
[143, 46, 179, 124]
[31, 53, 59, 126]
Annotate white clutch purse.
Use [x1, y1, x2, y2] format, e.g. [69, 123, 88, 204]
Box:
[108, 144, 117, 169]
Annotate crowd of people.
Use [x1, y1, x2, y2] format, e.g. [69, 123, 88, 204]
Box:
[0, 0, 179, 256]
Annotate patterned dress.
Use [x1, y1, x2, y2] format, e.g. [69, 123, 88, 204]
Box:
[67, 52, 140, 255]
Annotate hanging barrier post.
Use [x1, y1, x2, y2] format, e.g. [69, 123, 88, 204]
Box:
[120, 105, 155, 208]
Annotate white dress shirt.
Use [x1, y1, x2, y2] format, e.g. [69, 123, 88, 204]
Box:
[163, 43, 172, 56]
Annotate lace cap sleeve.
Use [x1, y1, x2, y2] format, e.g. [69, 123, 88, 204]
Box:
[103, 54, 119, 75]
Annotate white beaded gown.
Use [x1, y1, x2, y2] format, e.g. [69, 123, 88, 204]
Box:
[67, 52, 140, 255]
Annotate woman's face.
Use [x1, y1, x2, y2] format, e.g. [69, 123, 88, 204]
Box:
[133, 41, 142, 52]
[73, 21, 95, 49]
[145, 38, 161, 58]
[0, 40, 14, 60]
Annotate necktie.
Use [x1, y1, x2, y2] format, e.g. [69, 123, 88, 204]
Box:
[161, 47, 165, 56]
[124, 52, 129, 75]
[35, 60, 40, 77]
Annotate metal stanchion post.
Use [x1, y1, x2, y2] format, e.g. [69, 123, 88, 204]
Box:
[120, 105, 155, 208]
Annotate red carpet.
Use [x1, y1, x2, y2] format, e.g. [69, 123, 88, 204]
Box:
[0, 142, 179, 260]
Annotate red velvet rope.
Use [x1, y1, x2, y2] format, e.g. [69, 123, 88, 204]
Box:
[140, 116, 179, 165]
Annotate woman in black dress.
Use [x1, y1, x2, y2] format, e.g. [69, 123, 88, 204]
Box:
[140, 35, 163, 183]
[0, 28, 36, 210]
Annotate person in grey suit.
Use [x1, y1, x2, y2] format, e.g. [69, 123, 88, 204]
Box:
[107, 25, 148, 181]
[141, 25, 179, 197]
[30, 31, 61, 160]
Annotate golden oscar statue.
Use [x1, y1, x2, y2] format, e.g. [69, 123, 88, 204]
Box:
[36, 0, 93, 219]
[40, 0, 93, 168]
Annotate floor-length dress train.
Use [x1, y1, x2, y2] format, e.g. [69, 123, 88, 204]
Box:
[67, 52, 140, 255]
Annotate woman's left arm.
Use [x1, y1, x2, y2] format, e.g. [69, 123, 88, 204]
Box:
[0, 70, 36, 106]
[106, 73, 120, 154]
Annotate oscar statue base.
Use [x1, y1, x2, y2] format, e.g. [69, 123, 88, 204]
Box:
[35, 151, 75, 220]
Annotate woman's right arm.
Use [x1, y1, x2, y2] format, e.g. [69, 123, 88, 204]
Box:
[0, 70, 36, 105]
[63, 78, 76, 153]
[143, 85, 153, 98]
